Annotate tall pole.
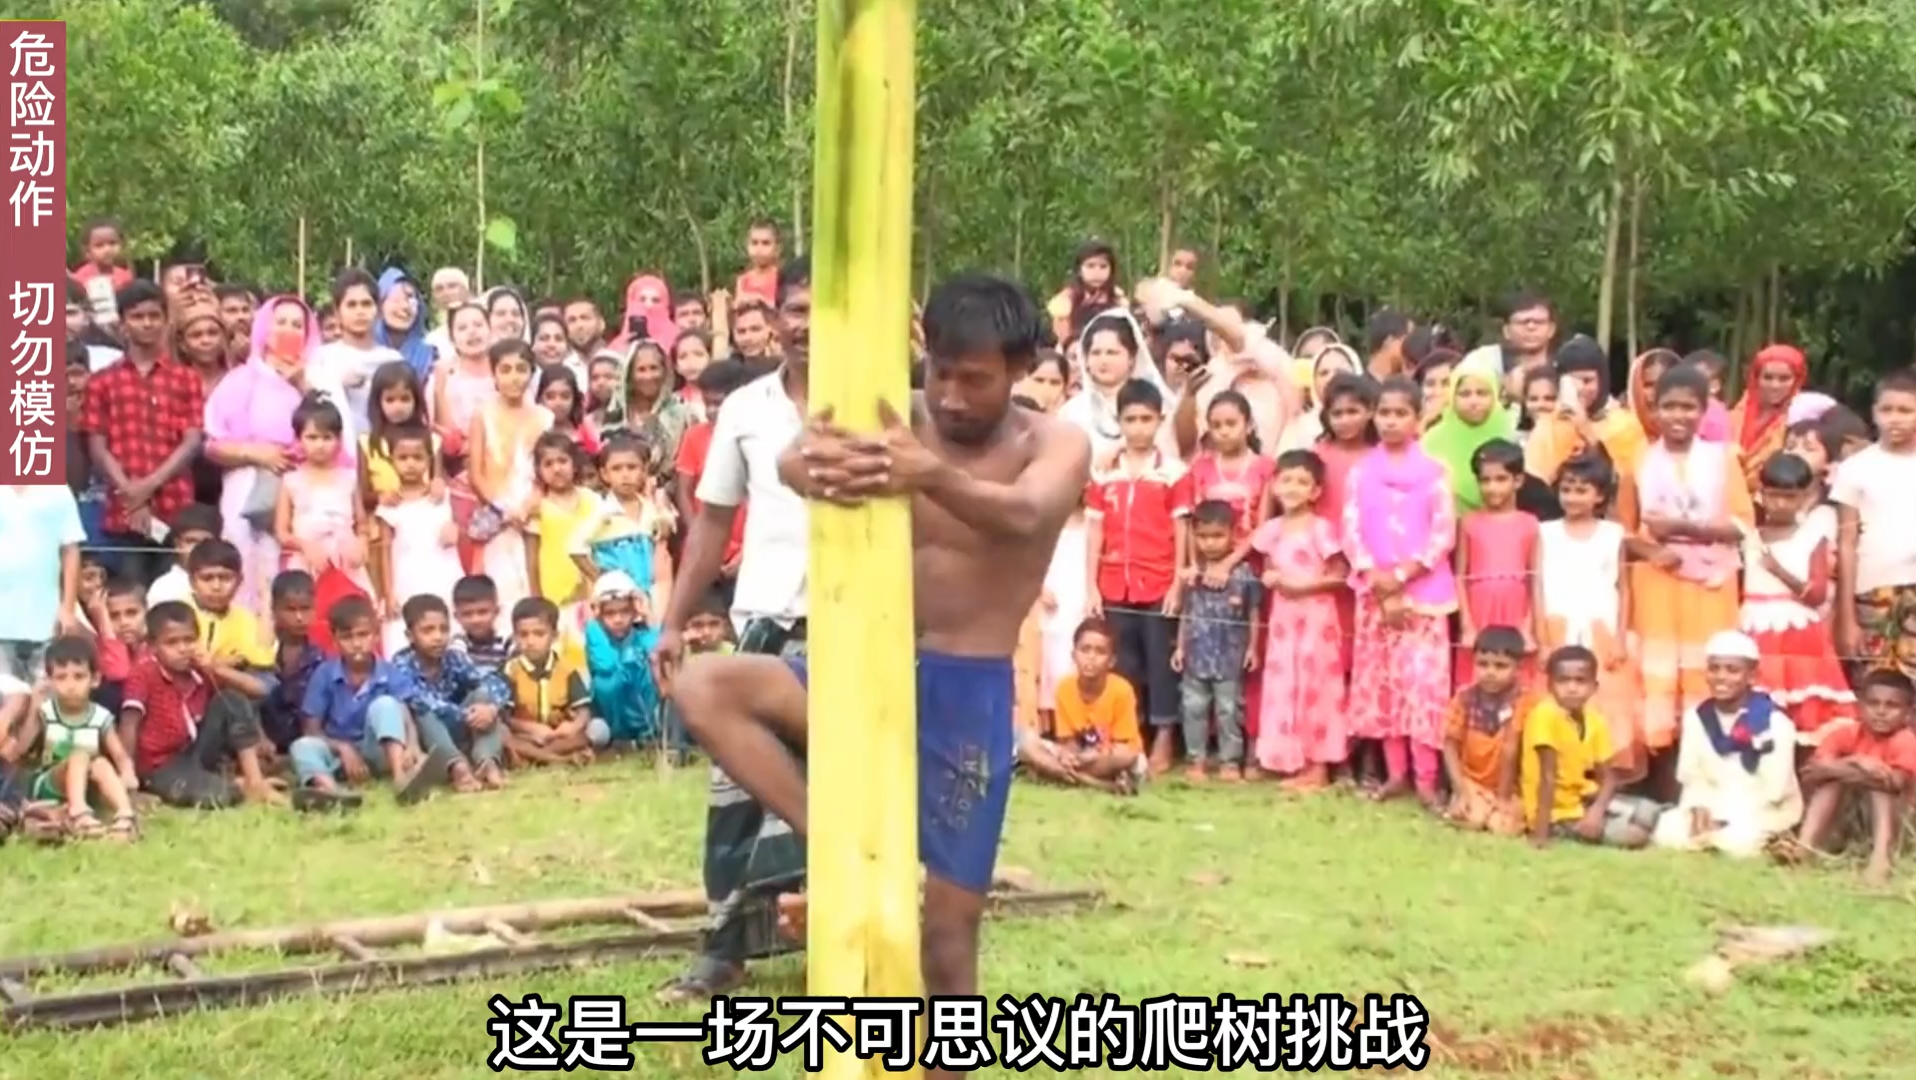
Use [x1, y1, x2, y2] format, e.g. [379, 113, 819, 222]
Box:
[806, 0, 921, 1076]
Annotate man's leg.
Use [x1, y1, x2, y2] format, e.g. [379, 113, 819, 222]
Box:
[672, 654, 811, 834]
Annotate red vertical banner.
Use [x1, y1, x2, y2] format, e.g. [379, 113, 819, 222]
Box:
[1, 22, 65, 485]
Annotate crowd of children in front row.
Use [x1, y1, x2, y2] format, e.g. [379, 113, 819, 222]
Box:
[1021, 352, 1916, 882]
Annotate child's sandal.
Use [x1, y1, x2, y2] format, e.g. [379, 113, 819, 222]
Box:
[106, 813, 139, 842]
[67, 809, 106, 840]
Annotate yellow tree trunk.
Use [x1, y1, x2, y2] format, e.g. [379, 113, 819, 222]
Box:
[807, 1, 921, 1078]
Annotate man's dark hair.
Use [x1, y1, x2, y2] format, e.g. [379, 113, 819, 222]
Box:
[115, 279, 165, 316]
[922, 273, 1043, 369]
[330, 267, 378, 307]
[1877, 367, 1916, 401]
[1502, 290, 1554, 320]
[695, 359, 757, 398]
[776, 257, 810, 305]
[213, 282, 259, 305]
[1115, 378, 1163, 416]
[1364, 308, 1413, 354]
[186, 539, 242, 576]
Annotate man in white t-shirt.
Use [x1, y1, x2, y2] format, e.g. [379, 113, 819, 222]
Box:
[1832, 369, 1916, 676]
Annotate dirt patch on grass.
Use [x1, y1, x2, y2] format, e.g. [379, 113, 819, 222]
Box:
[1428, 1016, 1632, 1076]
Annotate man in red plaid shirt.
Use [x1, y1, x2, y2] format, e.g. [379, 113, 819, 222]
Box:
[81, 280, 205, 585]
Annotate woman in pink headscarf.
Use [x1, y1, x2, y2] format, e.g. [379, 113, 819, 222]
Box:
[610, 273, 679, 354]
[202, 296, 331, 614]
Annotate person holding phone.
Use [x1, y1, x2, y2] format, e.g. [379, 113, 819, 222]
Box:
[1523, 335, 1648, 491]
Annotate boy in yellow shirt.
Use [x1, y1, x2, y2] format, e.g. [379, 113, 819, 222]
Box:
[502, 597, 597, 767]
[1020, 618, 1143, 795]
[1522, 644, 1660, 849]
[187, 540, 275, 671]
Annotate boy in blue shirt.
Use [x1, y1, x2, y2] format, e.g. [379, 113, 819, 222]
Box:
[289, 596, 457, 809]
[391, 595, 511, 790]
[583, 571, 662, 749]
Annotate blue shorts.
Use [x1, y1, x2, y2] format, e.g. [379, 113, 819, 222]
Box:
[785, 649, 1015, 895]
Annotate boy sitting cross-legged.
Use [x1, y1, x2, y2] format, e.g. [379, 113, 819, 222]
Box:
[390, 594, 511, 791]
[503, 596, 599, 766]
[1020, 618, 1145, 795]
[289, 596, 459, 809]
[120, 601, 281, 808]
[1788, 670, 1916, 883]
[30, 635, 140, 841]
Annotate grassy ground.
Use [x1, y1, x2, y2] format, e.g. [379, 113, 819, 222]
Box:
[0, 763, 1911, 1079]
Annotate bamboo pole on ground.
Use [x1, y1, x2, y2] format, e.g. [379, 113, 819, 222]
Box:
[807, 0, 921, 1077]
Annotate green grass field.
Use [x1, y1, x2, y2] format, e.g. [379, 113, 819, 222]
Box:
[0, 764, 1910, 1079]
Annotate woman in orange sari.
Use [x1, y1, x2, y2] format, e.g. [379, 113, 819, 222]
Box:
[1524, 335, 1649, 487]
[1619, 364, 1754, 797]
[1729, 343, 1806, 489]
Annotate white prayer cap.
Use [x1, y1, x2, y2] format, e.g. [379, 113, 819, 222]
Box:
[1705, 630, 1761, 662]
[592, 571, 641, 602]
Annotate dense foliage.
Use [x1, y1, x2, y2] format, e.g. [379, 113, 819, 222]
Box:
[40, 0, 1916, 384]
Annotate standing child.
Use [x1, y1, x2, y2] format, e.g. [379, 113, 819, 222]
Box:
[537, 364, 601, 459]
[1249, 449, 1349, 788]
[1442, 627, 1539, 835]
[525, 431, 602, 643]
[1652, 631, 1801, 858]
[1791, 670, 1916, 883]
[276, 394, 373, 653]
[1782, 408, 1868, 506]
[1084, 379, 1191, 774]
[373, 426, 465, 652]
[570, 432, 675, 624]
[1534, 453, 1639, 771]
[1741, 453, 1853, 737]
[465, 340, 554, 617]
[1834, 368, 1916, 680]
[358, 361, 440, 508]
[1342, 376, 1456, 807]
[1173, 501, 1261, 781]
[32, 636, 139, 840]
[1522, 645, 1658, 850]
[1517, 368, 1558, 446]
[1314, 373, 1376, 680]
[1453, 439, 1539, 688]
[1622, 364, 1753, 794]
[1186, 391, 1275, 576]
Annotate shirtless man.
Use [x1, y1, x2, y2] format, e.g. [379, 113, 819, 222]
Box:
[670, 272, 1090, 1032]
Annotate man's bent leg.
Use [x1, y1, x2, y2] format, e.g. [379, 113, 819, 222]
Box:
[674, 653, 813, 839]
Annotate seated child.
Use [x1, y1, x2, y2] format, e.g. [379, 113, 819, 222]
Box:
[1790, 670, 1916, 883]
[1021, 618, 1144, 795]
[187, 540, 275, 670]
[390, 594, 510, 791]
[502, 597, 599, 765]
[146, 503, 222, 607]
[657, 587, 734, 754]
[291, 596, 459, 809]
[257, 571, 321, 758]
[0, 671, 39, 838]
[1442, 626, 1540, 835]
[120, 601, 279, 808]
[1521, 645, 1659, 849]
[451, 574, 512, 668]
[583, 571, 663, 748]
[1653, 631, 1803, 858]
[30, 636, 139, 840]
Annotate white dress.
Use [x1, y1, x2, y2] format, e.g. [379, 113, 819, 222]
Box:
[376, 494, 465, 654]
[1537, 519, 1625, 647]
[477, 405, 553, 618]
[1040, 515, 1088, 701]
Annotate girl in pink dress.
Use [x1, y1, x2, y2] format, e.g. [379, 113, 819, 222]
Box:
[1251, 448, 1351, 788]
[1452, 439, 1540, 689]
[1314, 373, 1377, 675]
[1343, 377, 1457, 808]
[274, 394, 373, 653]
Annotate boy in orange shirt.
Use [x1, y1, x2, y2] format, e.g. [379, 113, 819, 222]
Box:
[1442, 626, 1539, 835]
[1789, 669, 1916, 883]
[1019, 618, 1143, 794]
